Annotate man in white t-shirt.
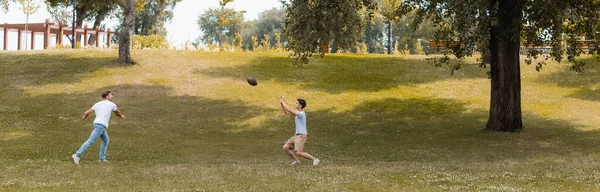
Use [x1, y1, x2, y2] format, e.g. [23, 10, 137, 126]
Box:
[72, 91, 126, 165]
[280, 96, 319, 166]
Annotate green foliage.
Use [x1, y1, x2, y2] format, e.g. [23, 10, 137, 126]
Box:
[133, 0, 181, 36]
[250, 35, 259, 51]
[402, 44, 410, 55]
[0, 0, 10, 12]
[233, 33, 242, 51]
[274, 32, 283, 52]
[241, 7, 286, 51]
[404, 0, 600, 131]
[406, 0, 600, 70]
[261, 34, 271, 51]
[282, 0, 374, 62]
[197, 6, 245, 46]
[414, 40, 424, 55]
[17, 0, 40, 15]
[46, 2, 71, 24]
[356, 42, 368, 54]
[2, 51, 600, 191]
[393, 10, 436, 55]
[132, 34, 170, 49]
[363, 11, 386, 54]
[45, 0, 120, 28]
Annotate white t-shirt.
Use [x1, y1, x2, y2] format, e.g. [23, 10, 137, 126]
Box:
[92, 100, 117, 128]
[295, 111, 307, 134]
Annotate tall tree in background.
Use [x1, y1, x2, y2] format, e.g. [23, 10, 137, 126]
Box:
[197, 5, 245, 50]
[133, 0, 180, 36]
[119, 0, 134, 64]
[217, 0, 233, 51]
[379, 0, 403, 54]
[281, 0, 375, 62]
[393, 10, 435, 54]
[17, 0, 41, 49]
[404, 0, 600, 131]
[45, 0, 179, 45]
[45, 0, 122, 44]
[46, 1, 71, 24]
[242, 7, 285, 50]
[362, 11, 385, 53]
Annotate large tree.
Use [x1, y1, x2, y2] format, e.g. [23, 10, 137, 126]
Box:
[241, 7, 286, 50]
[393, 10, 436, 54]
[197, 5, 245, 49]
[362, 9, 385, 54]
[45, 0, 122, 44]
[45, 0, 179, 45]
[133, 0, 180, 36]
[403, 0, 600, 131]
[281, 0, 375, 62]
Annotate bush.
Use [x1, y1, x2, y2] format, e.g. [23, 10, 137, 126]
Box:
[133, 35, 170, 49]
[414, 41, 424, 55]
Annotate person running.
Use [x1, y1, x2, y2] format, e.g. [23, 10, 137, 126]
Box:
[280, 96, 319, 166]
[72, 91, 125, 165]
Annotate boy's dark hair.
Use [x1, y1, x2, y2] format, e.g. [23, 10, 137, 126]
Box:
[297, 98, 306, 109]
[101, 91, 112, 98]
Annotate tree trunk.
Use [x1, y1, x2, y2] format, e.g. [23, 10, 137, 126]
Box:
[119, 0, 135, 64]
[482, 48, 491, 64]
[74, 5, 90, 43]
[219, 29, 223, 51]
[387, 21, 393, 54]
[486, 0, 523, 131]
[88, 7, 109, 45]
[319, 40, 329, 54]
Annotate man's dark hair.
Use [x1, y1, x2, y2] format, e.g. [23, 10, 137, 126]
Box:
[297, 98, 306, 109]
[101, 91, 112, 98]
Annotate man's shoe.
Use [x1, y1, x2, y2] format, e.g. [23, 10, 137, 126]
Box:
[99, 160, 110, 163]
[290, 161, 301, 166]
[313, 159, 320, 166]
[71, 154, 80, 165]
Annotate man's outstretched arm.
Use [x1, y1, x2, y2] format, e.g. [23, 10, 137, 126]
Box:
[82, 109, 94, 120]
[280, 96, 298, 116]
[114, 109, 126, 120]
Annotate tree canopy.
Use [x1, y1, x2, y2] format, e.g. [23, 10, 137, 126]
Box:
[197, 6, 245, 47]
[402, 0, 600, 131]
[240, 7, 286, 50]
[133, 0, 180, 36]
[281, 0, 375, 62]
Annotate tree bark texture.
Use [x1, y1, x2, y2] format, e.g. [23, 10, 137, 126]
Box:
[486, 0, 523, 131]
[119, 0, 135, 64]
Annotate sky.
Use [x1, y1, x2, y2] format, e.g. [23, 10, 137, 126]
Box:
[0, 0, 283, 50]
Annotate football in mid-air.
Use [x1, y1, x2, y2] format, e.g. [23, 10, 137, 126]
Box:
[247, 77, 258, 86]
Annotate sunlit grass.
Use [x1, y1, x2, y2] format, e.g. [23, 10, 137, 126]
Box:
[1, 50, 600, 191]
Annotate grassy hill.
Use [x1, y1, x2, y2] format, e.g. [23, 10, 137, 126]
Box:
[1, 50, 600, 191]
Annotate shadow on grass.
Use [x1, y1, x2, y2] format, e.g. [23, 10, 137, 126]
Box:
[535, 56, 600, 101]
[0, 84, 281, 163]
[267, 98, 600, 164]
[3, 84, 599, 165]
[197, 54, 488, 93]
[0, 51, 131, 88]
[2, 78, 598, 166]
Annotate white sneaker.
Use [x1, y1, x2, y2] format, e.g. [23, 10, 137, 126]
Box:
[313, 159, 320, 166]
[99, 160, 110, 163]
[290, 161, 301, 166]
[71, 154, 80, 165]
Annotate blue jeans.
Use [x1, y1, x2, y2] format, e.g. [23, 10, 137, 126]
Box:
[76, 123, 109, 161]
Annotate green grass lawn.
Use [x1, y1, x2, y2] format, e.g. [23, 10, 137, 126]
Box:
[1, 49, 600, 191]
